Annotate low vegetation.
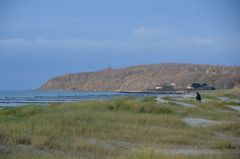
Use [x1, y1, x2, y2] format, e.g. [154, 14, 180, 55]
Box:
[40, 63, 240, 91]
[0, 89, 240, 159]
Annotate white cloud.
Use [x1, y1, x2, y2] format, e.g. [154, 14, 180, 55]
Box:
[175, 36, 214, 46]
[72, 17, 81, 23]
[0, 38, 114, 49]
[131, 26, 215, 47]
[0, 38, 28, 46]
[132, 25, 173, 39]
[0, 26, 239, 56]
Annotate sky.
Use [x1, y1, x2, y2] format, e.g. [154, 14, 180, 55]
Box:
[0, 0, 240, 90]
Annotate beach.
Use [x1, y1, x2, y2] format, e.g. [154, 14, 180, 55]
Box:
[0, 89, 239, 159]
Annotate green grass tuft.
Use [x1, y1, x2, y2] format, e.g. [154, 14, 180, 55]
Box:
[0, 89, 240, 159]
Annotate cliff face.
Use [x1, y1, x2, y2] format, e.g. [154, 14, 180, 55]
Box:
[40, 63, 240, 91]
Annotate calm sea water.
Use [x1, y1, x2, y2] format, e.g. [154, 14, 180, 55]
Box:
[0, 90, 148, 107]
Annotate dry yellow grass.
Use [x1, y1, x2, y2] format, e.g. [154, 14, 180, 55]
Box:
[0, 89, 240, 159]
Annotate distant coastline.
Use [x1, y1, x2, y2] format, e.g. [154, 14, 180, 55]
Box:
[40, 63, 240, 91]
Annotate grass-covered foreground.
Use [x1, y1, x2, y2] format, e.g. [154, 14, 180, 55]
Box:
[0, 89, 240, 159]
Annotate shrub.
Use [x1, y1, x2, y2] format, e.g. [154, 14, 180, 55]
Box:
[214, 140, 236, 150]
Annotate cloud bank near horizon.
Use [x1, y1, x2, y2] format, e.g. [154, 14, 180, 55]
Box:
[1, 26, 240, 55]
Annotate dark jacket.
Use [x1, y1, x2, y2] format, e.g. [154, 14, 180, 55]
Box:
[196, 93, 201, 101]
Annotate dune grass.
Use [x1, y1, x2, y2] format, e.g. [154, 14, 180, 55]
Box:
[0, 89, 240, 159]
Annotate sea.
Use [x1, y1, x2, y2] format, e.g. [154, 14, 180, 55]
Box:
[0, 90, 152, 107]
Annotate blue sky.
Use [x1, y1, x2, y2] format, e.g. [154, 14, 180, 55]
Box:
[0, 0, 240, 90]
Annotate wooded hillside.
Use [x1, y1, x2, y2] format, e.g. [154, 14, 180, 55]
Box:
[40, 63, 240, 91]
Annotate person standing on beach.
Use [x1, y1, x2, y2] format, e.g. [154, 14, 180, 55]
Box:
[196, 92, 201, 102]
